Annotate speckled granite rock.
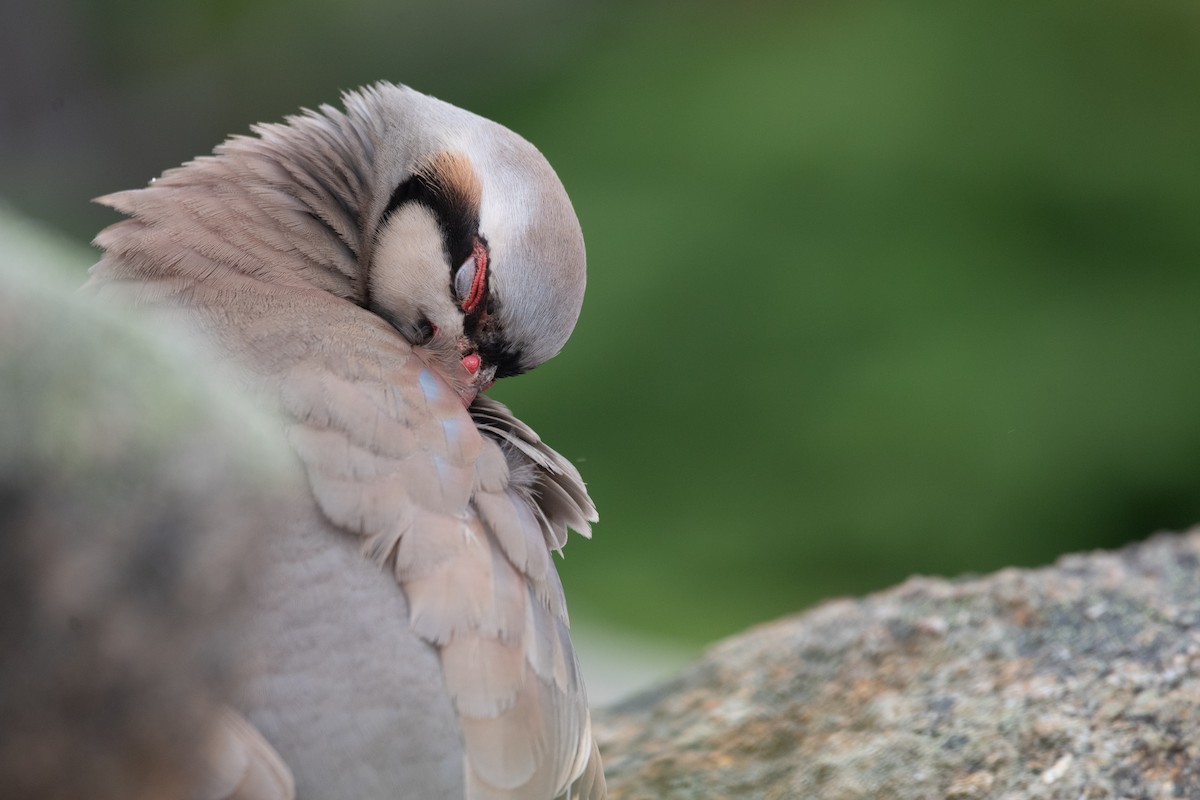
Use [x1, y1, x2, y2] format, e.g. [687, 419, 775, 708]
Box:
[596, 531, 1200, 799]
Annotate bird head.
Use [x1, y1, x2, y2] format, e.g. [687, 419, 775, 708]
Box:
[93, 83, 586, 408]
[356, 85, 586, 403]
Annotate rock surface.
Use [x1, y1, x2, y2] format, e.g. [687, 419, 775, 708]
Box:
[596, 531, 1200, 799]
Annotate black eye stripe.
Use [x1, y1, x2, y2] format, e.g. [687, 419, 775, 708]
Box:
[382, 174, 477, 267]
[469, 306, 524, 379]
[488, 344, 526, 379]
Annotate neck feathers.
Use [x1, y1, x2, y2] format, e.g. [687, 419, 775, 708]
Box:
[90, 98, 383, 302]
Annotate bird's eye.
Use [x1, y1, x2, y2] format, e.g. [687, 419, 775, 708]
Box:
[454, 256, 476, 309]
[455, 236, 490, 314]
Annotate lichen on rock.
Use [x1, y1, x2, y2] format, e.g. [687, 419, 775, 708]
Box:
[597, 531, 1200, 799]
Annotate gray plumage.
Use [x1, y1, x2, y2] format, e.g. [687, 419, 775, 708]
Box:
[87, 83, 603, 800]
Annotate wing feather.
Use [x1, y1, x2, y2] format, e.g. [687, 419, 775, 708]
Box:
[87, 91, 603, 798]
[282, 335, 600, 797]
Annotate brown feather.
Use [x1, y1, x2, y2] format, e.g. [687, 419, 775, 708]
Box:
[417, 150, 484, 220]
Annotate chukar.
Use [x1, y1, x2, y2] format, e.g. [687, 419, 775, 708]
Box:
[87, 83, 603, 800]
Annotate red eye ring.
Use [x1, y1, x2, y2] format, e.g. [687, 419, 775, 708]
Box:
[461, 237, 489, 314]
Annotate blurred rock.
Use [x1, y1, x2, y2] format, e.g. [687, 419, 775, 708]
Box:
[597, 531, 1200, 799]
[0, 232, 295, 799]
[573, 623, 697, 707]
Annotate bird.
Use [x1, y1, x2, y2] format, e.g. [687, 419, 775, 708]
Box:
[86, 82, 604, 800]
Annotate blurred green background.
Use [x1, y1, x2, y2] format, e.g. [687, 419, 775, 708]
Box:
[4, 0, 1200, 656]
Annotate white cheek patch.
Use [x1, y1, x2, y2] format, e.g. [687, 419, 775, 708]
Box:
[370, 204, 462, 336]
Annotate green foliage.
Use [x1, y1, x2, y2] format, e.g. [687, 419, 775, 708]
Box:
[491, 1, 1200, 641]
